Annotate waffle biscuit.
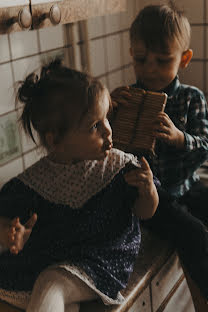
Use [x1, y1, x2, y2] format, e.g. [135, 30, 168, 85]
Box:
[112, 87, 167, 154]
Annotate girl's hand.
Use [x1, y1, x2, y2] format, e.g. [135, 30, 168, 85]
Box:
[124, 157, 153, 193]
[110, 86, 132, 109]
[153, 112, 185, 148]
[7, 213, 37, 255]
[124, 157, 158, 219]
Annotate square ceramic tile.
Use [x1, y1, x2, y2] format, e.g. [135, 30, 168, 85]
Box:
[0, 63, 15, 114]
[87, 15, 105, 39]
[12, 55, 41, 83]
[177, 0, 204, 24]
[9, 29, 39, 59]
[122, 31, 131, 65]
[40, 48, 65, 65]
[99, 76, 108, 89]
[191, 26, 204, 59]
[24, 148, 44, 169]
[206, 62, 208, 95]
[124, 65, 135, 85]
[206, 26, 208, 59]
[39, 25, 65, 52]
[106, 34, 122, 71]
[0, 158, 23, 188]
[179, 61, 204, 91]
[66, 45, 81, 70]
[16, 107, 39, 154]
[89, 38, 106, 76]
[135, 0, 140, 13]
[138, 0, 204, 24]
[0, 0, 29, 7]
[139, 0, 164, 10]
[120, 0, 136, 29]
[12, 55, 41, 111]
[20, 124, 37, 153]
[72, 22, 80, 44]
[0, 111, 22, 166]
[108, 70, 124, 93]
[104, 12, 123, 34]
[0, 34, 10, 63]
[73, 44, 83, 71]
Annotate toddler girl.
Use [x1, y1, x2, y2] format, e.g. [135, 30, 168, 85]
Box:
[0, 59, 158, 312]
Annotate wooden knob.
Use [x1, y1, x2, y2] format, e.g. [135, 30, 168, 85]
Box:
[18, 7, 32, 29]
[49, 4, 61, 25]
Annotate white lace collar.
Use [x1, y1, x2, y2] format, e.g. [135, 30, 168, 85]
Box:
[18, 148, 140, 209]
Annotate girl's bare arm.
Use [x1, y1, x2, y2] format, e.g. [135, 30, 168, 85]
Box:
[124, 157, 159, 219]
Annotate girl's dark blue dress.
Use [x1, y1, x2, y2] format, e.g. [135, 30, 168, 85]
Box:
[0, 148, 144, 307]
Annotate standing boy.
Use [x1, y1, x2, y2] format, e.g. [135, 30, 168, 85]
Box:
[111, 2, 208, 310]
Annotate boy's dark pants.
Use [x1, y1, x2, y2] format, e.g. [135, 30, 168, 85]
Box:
[141, 182, 208, 299]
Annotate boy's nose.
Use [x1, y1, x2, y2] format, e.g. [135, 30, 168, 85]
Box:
[144, 55, 157, 72]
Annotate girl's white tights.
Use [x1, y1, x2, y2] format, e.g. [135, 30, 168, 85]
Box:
[26, 268, 98, 312]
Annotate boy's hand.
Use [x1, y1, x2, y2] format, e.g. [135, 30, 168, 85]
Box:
[110, 86, 132, 109]
[7, 213, 37, 255]
[154, 112, 185, 148]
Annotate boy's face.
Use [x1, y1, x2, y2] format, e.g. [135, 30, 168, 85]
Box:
[130, 39, 188, 91]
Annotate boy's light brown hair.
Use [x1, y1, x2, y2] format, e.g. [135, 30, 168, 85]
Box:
[130, 1, 191, 52]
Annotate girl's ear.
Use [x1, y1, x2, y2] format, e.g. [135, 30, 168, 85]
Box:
[180, 49, 193, 69]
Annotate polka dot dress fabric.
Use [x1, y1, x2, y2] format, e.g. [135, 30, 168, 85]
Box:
[18, 148, 140, 208]
[0, 148, 141, 307]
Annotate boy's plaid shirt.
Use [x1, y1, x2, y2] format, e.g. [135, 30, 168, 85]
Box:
[133, 76, 208, 197]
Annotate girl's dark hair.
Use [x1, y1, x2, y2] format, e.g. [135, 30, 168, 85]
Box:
[16, 59, 106, 149]
[130, 1, 191, 52]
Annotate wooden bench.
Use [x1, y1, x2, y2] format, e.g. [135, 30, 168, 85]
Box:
[0, 226, 193, 312]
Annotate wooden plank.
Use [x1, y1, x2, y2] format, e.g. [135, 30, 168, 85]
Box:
[31, 0, 126, 29]
[0, 2, 30, 34]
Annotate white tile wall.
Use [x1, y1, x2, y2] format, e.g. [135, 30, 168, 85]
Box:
[104, 12, 123, 34]
[24, 148, 44, 169]
[99, 76, 108, 89]
[191, 26, 204, 59]
[179, 61, 204, 91]
[0, 34, 10, 63]
[87, 15, 105, 39]
[9, 29, 39, 59]
[38, 25, 65, 51]
[12, 55, 41, 82]
[124, 66, 135, 85]
[138, 0, 204, 24]
[0, 63, 15, 115]
[108, 70, 124, 92]
[106, 34, 122, 71]
[177, 0, 204, 24]
[89, 38, 106, 76]
[122, 31, 132, 65]
[20, 126, 37, 154]
[0, 158, 23, 188]
[120, 0, 137, 29]
[206, 62, 208, 95]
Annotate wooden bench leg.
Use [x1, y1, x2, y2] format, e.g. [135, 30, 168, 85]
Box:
[180, 262, 208, 312]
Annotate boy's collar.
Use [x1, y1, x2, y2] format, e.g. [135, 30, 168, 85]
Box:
[135, 75, 180, 97]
